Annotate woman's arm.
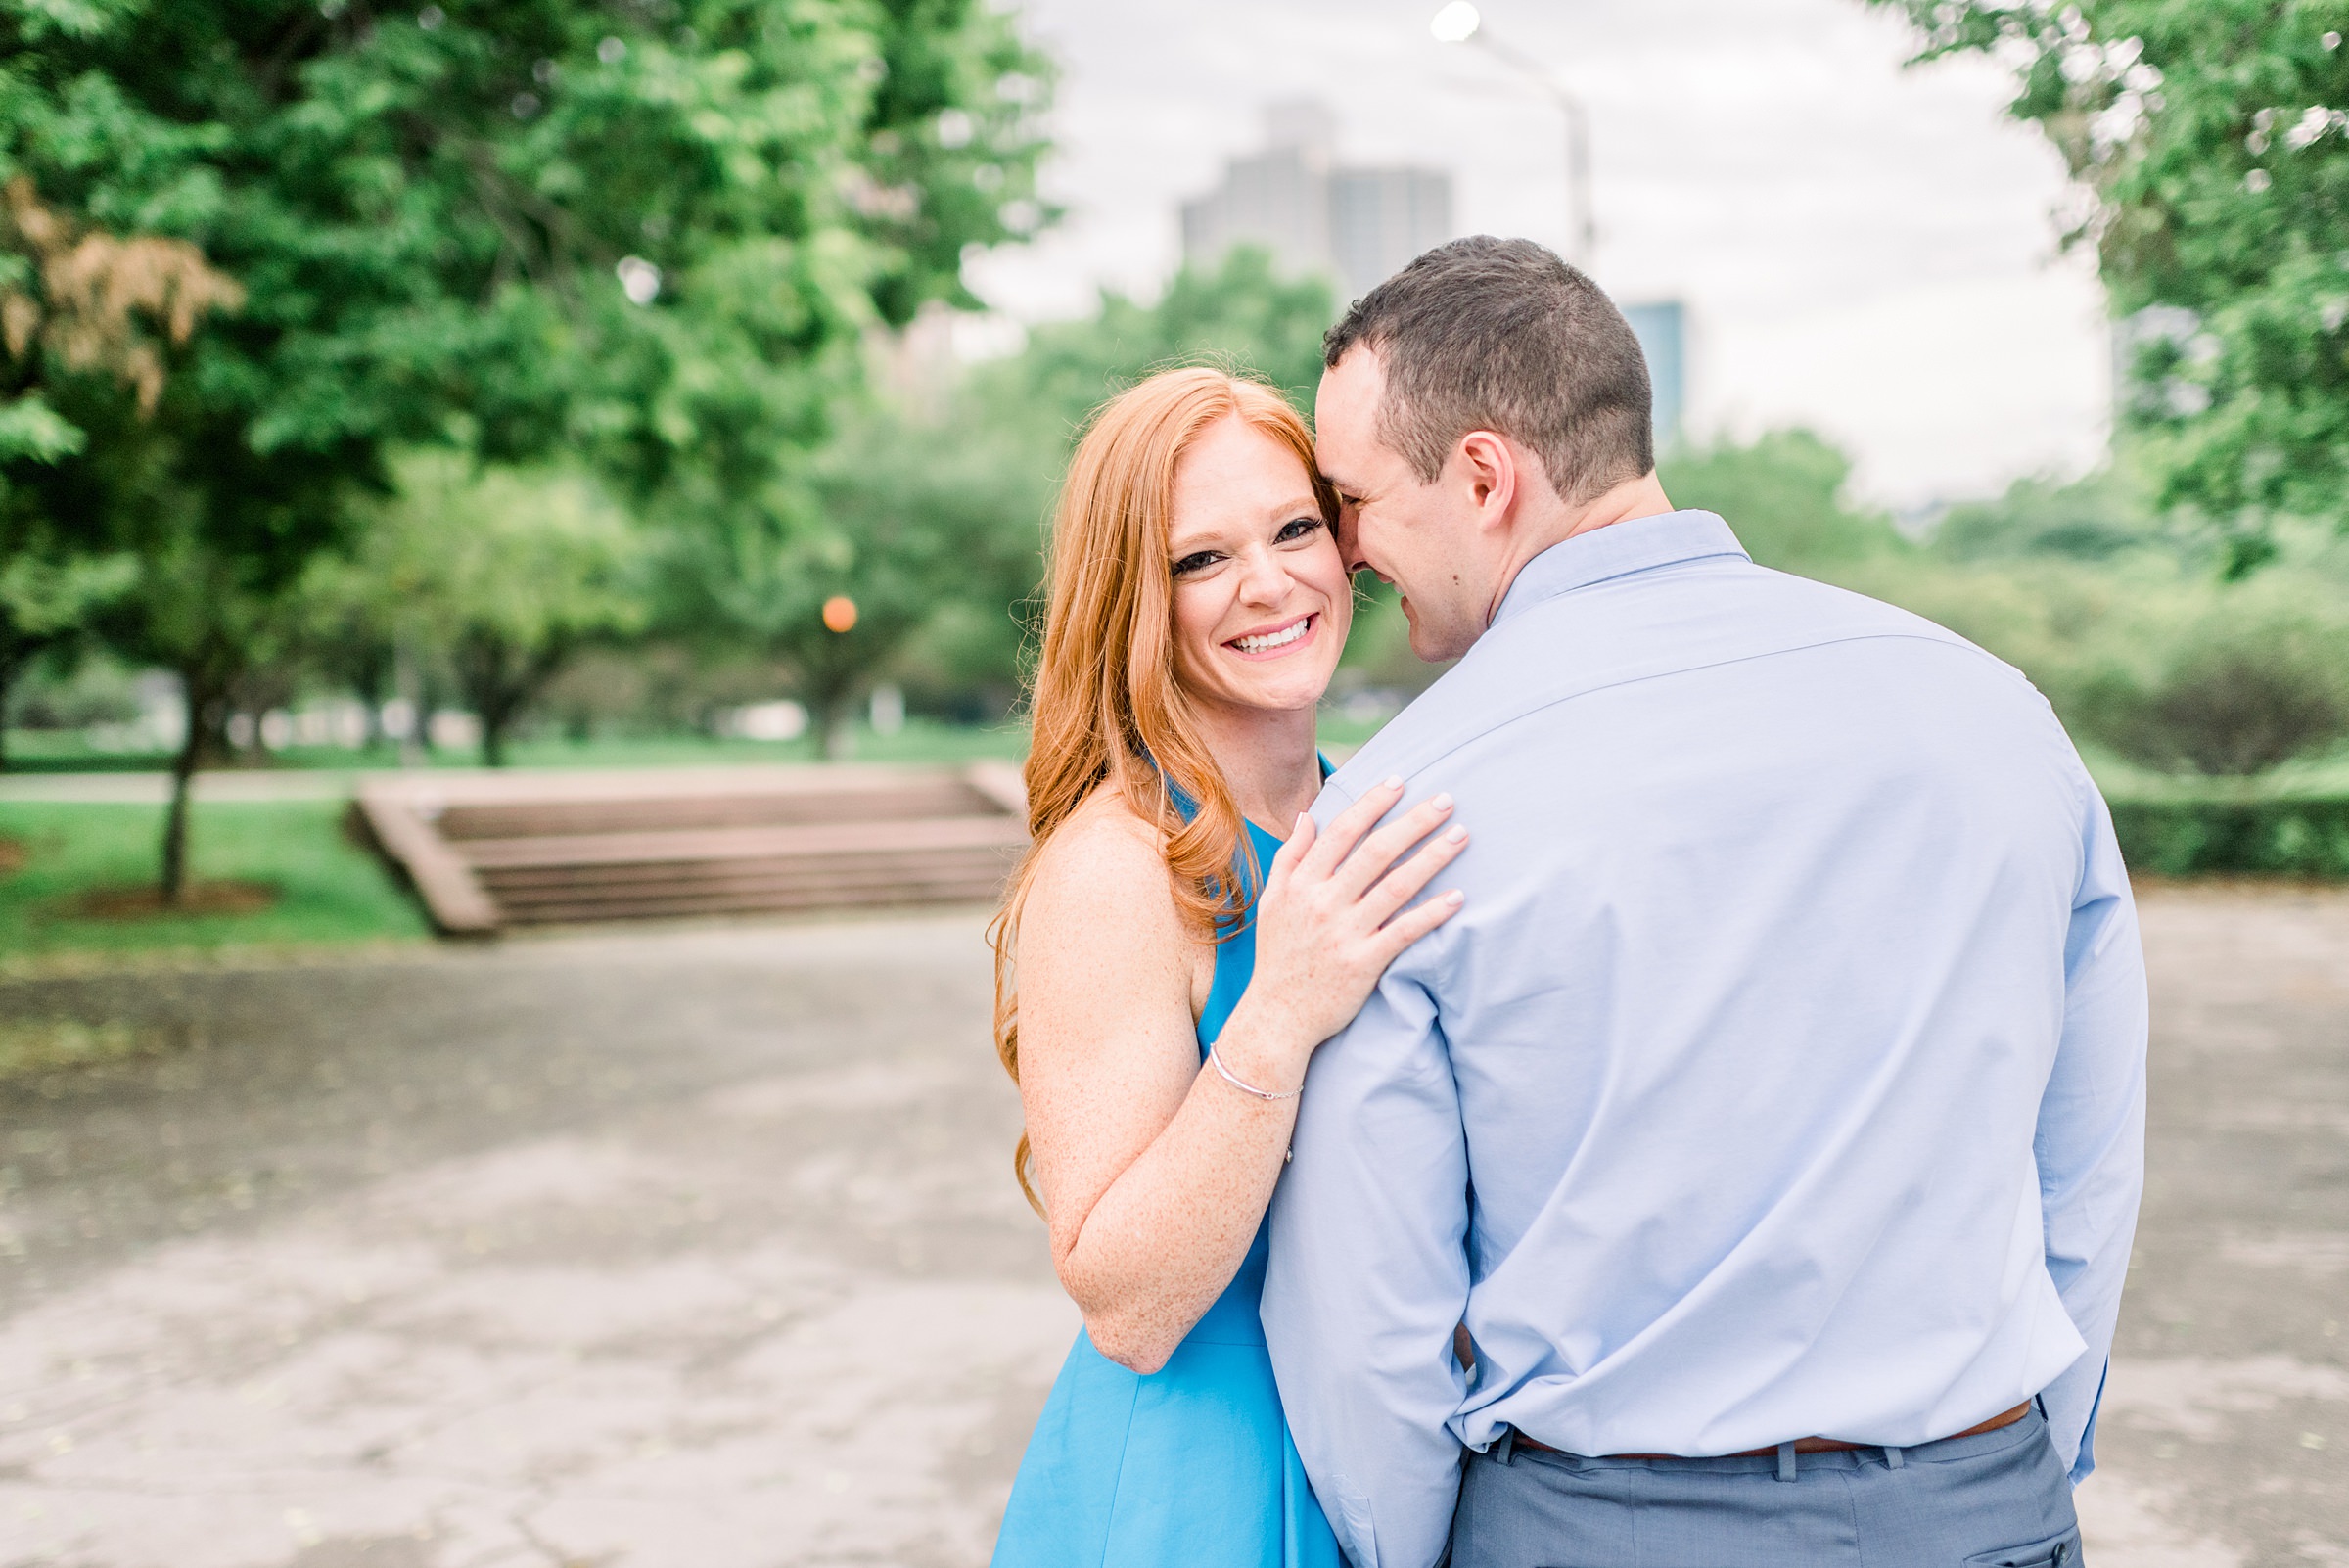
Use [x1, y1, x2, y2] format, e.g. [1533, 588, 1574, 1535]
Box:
[1017, 781, 1465, 1373]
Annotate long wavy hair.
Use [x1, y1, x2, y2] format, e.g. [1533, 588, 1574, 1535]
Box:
[990, 367, 1336, 1214]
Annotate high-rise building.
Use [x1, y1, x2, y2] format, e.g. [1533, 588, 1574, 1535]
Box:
[1181, 101, 1455, 303]
[1184, 102, 1687, 447]
[1621, 300, 1688, 449]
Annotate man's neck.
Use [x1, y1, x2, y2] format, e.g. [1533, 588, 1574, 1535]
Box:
[1482, 471, 1677, 630]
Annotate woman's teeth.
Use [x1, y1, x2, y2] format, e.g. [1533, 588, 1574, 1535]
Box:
[1234, 618, 1311, 653]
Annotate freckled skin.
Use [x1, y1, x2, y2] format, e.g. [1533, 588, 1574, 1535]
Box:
[1015, 418, 1469, 1373]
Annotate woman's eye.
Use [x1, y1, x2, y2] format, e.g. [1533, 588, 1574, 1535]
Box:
[1275, 517, 1323, 543]
[1172, 551, 1219, 576]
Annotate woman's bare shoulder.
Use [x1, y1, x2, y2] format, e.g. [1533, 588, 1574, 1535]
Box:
[1023, 783, 1182, 942]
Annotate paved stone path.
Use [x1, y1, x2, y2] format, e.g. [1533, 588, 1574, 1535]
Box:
[0, 889, 2341, 1566]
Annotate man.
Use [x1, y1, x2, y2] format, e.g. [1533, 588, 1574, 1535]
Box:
[1261, 236, 2146, 1568]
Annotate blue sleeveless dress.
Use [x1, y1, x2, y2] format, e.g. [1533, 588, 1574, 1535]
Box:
[990, 814, 1343, 1568]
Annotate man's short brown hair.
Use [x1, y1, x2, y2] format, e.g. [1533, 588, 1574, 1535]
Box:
[1322, 236, 1654, 503]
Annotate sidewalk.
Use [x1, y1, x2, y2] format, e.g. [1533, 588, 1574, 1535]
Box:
[0, 771, 367, 804]
[0, 894, 2340, 1565]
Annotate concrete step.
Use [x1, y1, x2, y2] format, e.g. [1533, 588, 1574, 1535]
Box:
[355, 762, 1029, 935]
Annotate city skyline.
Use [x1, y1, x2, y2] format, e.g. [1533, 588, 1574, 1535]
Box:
[1179, 100, 1455, 304]
[963, 0, 2110, 510]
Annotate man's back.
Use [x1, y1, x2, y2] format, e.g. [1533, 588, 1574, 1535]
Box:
[1263, 511, 2146, 1568]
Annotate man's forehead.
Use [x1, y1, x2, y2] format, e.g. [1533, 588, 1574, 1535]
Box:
[1318, 345, 1383, 412]
[1313, 348, 1385, 486]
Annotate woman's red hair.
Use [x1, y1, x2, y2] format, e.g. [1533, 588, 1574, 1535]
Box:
[990, 367, 1335, 1212]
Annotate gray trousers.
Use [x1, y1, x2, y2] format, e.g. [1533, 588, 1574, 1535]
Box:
[1451, 1404, 2082, 1568]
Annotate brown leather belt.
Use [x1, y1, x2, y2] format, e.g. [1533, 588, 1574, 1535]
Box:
[1516, 1401, 2032, 1461]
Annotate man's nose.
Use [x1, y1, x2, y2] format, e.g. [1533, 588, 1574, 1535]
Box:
[1336, 508, 1366, 572]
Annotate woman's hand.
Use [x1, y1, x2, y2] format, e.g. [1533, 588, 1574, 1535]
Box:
[1219, 777, 1467, 1090]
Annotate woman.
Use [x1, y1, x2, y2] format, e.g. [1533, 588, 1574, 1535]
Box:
[989, 367, 1469, 1565]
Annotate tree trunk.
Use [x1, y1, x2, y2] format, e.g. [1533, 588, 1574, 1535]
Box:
[0, 626, 45, 773]
[394, 633, 427, 768]
[803, 651, 858, 762]
[810, 691, 856, 761]
[0, 646, 17, 774]
[160, 682, 203, 905]
[161, 662, 230, 904]
[461, 634, 517, 768]
[349, 647, 392, 752]
[466, 635, 572, 769]
[481, 703, 508, 767]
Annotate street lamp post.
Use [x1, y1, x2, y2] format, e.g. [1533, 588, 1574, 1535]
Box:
[1430, 2, 1595, 274]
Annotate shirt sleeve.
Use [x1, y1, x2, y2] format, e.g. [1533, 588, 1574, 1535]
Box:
[2035, 775, 2149, 1484]
[1261, 951, 1471, 1568]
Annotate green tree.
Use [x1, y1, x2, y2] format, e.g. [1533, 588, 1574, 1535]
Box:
[0, 175, 240, 769]
[671, 402, 1036, 755]
[1866, 1, 2349, 562]
[0, 0, 1050, 895]
[309, 455, 647, 767]
[1659, 430, 1906, 577]
[993, 246, 1337, 441]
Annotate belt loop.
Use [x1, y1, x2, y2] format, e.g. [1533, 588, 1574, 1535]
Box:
[1776, 1441, 1798, 1483]
[1883, 1445, 1905, 1470]
[1493, 1427, 1518, 1467]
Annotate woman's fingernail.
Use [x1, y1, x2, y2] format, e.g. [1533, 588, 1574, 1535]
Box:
[1444, 890, 1466, 904]
[1446, 824, 1468, 843]
[1296, 812, 1312, 832]
[1383, 774, 1405, 790]
[1432, 793, 1454, 811]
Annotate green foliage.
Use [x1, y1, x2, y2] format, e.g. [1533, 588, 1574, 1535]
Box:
[2107, 793, 2349, 878]
[1649, 433, 2349, 782]
[1931, 460, 2178, 564]
[0, 549, 131, 638]
[2, 0, 1050, 495]
[1659, 430, 1907, 576]
[671, 400, 1044, 751]
[306, 454, 648, 765]
[1829, 454, 2349, 777]
[986, 247, 1338, 444]
[0, 0, 1050, 884]
[0, 799, 430, 957]
[2072, 601, 2349, 775]
[0, 394, 78, 464]
[1866, 0, 2349, 542]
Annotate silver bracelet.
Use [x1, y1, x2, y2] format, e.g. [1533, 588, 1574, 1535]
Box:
[1208, 1044, 1303, 1100]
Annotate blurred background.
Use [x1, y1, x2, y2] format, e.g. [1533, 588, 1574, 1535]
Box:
[0, 3, 2345, 1565]
[5, 0, 2349, 953]
[4, 0, 2349, 957]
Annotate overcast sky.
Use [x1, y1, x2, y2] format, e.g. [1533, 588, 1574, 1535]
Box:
[961, 0, 2112, 510]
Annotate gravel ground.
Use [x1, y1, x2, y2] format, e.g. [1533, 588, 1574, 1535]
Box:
[0, 888, 2341, 1567]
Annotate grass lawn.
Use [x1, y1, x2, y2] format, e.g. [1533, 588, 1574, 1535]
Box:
[0, 717, 1033, 774]
[0, 800, 430, 960]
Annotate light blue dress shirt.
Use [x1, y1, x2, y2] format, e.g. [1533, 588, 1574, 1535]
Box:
[1262, 511, 2147, 1568]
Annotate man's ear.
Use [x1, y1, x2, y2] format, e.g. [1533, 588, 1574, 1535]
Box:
[1456, 430, 1518, 534]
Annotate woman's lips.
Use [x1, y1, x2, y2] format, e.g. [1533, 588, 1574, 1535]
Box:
[1225, 613, 1316, 660]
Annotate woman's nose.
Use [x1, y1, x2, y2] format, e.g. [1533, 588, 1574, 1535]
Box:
[1235, 546, 1290, 605]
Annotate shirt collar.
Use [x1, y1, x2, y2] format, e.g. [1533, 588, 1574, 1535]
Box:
[1489, 510, 1750, 629]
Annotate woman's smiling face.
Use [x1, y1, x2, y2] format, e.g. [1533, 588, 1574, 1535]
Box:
[1166, 414, 1351, 720]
